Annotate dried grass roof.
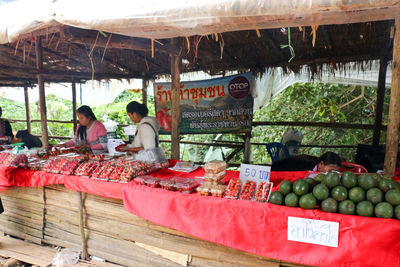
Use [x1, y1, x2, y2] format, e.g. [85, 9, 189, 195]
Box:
[0, 19, 394, 87]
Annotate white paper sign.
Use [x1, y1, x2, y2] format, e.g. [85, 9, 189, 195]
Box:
[287, 216, 339, 247]
[239, 163, 270, 183]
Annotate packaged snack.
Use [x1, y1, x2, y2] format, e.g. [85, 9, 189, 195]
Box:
[203, 171, 226, 182]
[204, 160, 227, 174]
[224, 179, 242, 199]
[211, 185, 226, 197]
[239, 181, 257, 200]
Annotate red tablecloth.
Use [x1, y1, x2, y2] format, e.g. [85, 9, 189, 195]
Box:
[123, 171, 400, 267]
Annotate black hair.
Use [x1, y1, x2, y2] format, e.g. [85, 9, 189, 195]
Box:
[318, 152, 342, 166]
[76, 105, 97, 141]
[16, 130, 29, 139]
[126, 101, 148, 117]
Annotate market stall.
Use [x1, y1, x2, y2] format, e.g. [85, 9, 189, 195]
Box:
[0, 152, 399, 266]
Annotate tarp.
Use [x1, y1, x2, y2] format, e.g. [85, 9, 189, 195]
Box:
[0, 0, 397, 44]
[123, 171, 400, 267]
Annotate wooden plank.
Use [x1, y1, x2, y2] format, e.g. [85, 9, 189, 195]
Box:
[189, 256, 280, 267]
[77, 192, 89, 260]
[170, 39, 181, 160]
[74, 259, 123, 267]
[0, 187, 44, 203]
[24, 86, 31, 133]
[2, 258, 20, 267]
[135, 242, 188, 266]
[384, 10, 400, 175]
[35, 36, 49, 149]
[44, 223, 81, 247]
[0, 216, 43, 238]
[0, 235, 55, 266]
[72, 82, 78, 132]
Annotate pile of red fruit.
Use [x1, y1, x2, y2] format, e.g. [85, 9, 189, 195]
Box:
[239, 181, 257, 200]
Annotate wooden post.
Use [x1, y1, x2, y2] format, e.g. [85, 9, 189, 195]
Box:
[142, 79, 148, 105]
[170, 40, 181, 160]
[77, 191, 88, 260]
[384, 13, 400, 175]
[35, 36, 49, 149]
[244, 133, 251, 163]
[23, 86, 31, 133]
[72, 82, 77, 133]
[373, 56, 388, 146]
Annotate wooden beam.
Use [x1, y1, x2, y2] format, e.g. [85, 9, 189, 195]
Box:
[170, 40, 181, 160]
[373, 55, 388, 146]
[384, 11, 400, 176]
[35, 36, 49, 149]
[243, 132, 251, 164]
[77, 191, 88, 260]
[142, 79, 148, 105]
[23, 86, 31, 133]
[72, 82, 77, 133]
[253, 121, 384, 130]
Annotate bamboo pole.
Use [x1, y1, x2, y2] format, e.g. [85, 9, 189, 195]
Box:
[170, 40, 181, 160]
[23, 86, 31, 133]
[372, 57, 388, 146]
[35, 37, 49, 149]
[72, 82, 77, 133]
[77, 191, 88, 260]
[384, 12, 400, 175]
[244, 133, 251, 163]
[142, 79, 148, 105]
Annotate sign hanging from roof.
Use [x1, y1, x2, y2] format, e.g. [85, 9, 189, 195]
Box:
[154, 72, 254, 134]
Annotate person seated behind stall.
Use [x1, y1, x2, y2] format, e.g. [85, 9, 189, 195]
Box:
[118, 101, 160, 153]
[0, 107, 13, 145]
[15, 130, 42, 149]
[59, 105, 107, 153]
[272, 152, 341, 172]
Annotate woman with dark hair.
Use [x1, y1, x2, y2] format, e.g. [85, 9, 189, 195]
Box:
[119, 101, 160, 153]
[314, 151, 342, 172]
[0, 107, 13, 145]
[60, 105, 107, 152]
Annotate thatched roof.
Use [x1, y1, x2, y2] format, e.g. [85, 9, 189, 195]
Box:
[0, 0, 397, 86]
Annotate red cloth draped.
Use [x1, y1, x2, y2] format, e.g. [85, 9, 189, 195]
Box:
[123, 170, 400, 267]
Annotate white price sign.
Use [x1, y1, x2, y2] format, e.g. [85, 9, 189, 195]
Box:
[287, 216, 339, 247]
[239, 164, 270, 183]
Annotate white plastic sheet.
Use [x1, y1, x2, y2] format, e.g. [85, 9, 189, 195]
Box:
[0, 0, 397, 44]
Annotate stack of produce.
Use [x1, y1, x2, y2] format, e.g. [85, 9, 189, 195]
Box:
[158, 177, 200, 193]
[197, 160, 227, 197]
[269, 171, 400, 219]
[0, 152, 28, 167]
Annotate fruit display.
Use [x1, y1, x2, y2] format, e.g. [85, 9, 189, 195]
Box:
[239, 181, 257, 200]
[0, 152, 28, 167]
[175, 178, 200, 193]
[224, 179, 242, 199]
[88, 154, 105, 161]
[108, 166, 125, 182]
[270, 171, 400, 219]
[98, 165, 116, 181]
[60, 159, 81, 175]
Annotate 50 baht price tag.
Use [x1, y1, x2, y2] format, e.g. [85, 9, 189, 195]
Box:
[239, 163, 271, 183]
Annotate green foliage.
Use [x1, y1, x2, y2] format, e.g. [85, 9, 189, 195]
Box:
[0, 82, 389, 165]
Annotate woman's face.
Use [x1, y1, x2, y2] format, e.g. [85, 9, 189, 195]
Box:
[127, 112, 141, 123]
[77, 113, 91, 126]
[318, 162, 340, 173]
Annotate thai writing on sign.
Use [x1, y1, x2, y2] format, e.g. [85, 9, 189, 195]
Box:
[239, 164, 270, 183]
[287, 216, 339, 247]
[154, 72, 254, 134]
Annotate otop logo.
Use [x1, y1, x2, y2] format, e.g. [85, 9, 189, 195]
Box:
[228, 76, 250, 99]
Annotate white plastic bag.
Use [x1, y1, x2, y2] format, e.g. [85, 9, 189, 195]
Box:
[107, 139, 125, 154]
[52, 248, 81, 267]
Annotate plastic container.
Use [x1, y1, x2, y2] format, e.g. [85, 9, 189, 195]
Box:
[145, 177, 161, 188]
[108, 166, 125, 182]
[239, 181, 257, 200]
[254, 182, 267, 202]
[224, 179, 242, 199]
[175, 179, 200, 193]
[204, 171, 226, 182]
[160, 178, 176, 191]
[204, 160, 227, 174]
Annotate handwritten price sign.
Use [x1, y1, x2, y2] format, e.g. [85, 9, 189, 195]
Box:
[239, 164, 271, 183]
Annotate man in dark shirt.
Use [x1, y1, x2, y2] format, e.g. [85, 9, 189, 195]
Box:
[0, 107, 13, 144]
[15, 130, 42, 149]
